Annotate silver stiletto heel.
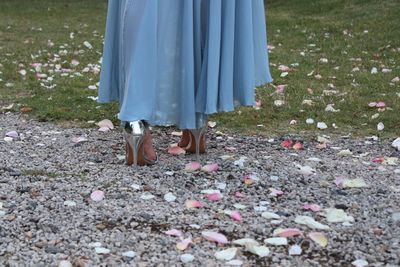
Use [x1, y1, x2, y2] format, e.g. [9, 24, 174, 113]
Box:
[187, 126, 207, 162]
[124, 121, 158, 166]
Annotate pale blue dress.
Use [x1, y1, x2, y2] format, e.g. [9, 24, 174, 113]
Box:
[98, 0, 273, 129]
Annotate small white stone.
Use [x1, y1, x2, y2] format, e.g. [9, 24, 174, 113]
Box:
[391, 138, 400, 151]
[352, 259, 369, 267]
[377, 122, 384, 131]
[58, 260, 73, 267]
[95, 247, 110, 254]
[131, 184, 141, 190]
[306, 118, 314, 125]
[88, 242, 102, 247]
[122, 251, 136, 258]
[165, 171, 174, 176]
[264, 237, 288, 246]
[371, 67, 378, 74]
[63, 200, 76, 207]
[4, 137, 13, 143]
[164, 193, 176, 202]
[140, 193, 155, 200]
[317, 122, 328, 129]
[289, 245, 302, 256]
[180, 254, 195, 263]
[226, 260, 244, 266]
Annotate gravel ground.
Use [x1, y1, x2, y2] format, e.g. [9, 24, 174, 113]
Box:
[1, 113, 399, 267]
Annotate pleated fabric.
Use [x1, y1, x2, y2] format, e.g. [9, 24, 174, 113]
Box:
[98, 0, 273, 129]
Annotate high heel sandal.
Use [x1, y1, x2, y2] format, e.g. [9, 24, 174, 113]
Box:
[124, 121, 158, 166]
[184, 126, 207, 162]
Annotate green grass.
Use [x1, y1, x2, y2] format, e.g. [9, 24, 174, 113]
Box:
[0, 0, 399, 136]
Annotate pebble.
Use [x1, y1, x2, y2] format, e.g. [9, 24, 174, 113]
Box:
[180, 254, 194, 263]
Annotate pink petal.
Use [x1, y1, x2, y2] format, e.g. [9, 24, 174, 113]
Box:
[6, 131, 18, 139]
[293, 142, 304, 151]
[372, 157, 384, 164]
[201, 231, 229, 244]
[201, 163, 219, 173]
[98, 126, 111, 132]
[281, 139, 294, 148]
[97, 119, 114, 130]
[273, 228, 303, 238]
[376, 101, 386, 108]
[231, 211, 242, 222]
[225, 146, 237, 151]
[185, 162, 201, 172]
[206, 193, 223, 201]
[234, 192, 245, 198]
[185, 200, 204, 209]
[244, 177, 255, 186]
[334, 176, 344, 187]
[276, 84, 287, 94]
[164, 229, 183, 237]
[308, 232, 328, 247]
[176, 239, 192, 251]
[90, 190, 105, 202]
[278, 65, 290, 72]
[303, 203, 322, 212]
[168, 146, 186, 155]
[269, 188, 284, 197]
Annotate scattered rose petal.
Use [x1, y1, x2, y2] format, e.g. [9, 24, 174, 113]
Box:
[269, 188, 284, 197]
[231, 211, 242, 222]
[233, 238, 259, 246]
[289, 245, 302, 256]
[303, 203, 322, 212]
[376, 101, 386, 108]
[215, 248, 237, 261]
[186, 200, 204, 209]
[201, 163, 219, 173]
[206, 193, 223, 201]
[6, 131, 18, 139]
[97, 119, 114, 130]
[245, 245, 270, 258]
[168, 146, 186, 155]
[90, 190, 105, 202]
[273, 228, 303, 237]
[324, 208, 354, 223]
[295, 216, 330, 230]
[235, 192, 245, 198]
[281, 139, 293, 148]
[264, 237, 288, 246]
[293, 142, 303, 151]
[372, 157, 385, 164]
[278, 65, 290, 71]
[308, 232, 328, 247]
[261, 212, 281, 220]
[202, 231, 229, 244]
[176, 239, 192, 251]
[164, 229, 183, 237]
[185, 162, 201, 172]
[298, 165, 316, 176]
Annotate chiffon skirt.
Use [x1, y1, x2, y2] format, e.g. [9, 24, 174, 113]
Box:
[98, 0, 273, 129]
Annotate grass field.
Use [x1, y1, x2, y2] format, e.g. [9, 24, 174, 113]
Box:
[0, 0, 399, 136]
